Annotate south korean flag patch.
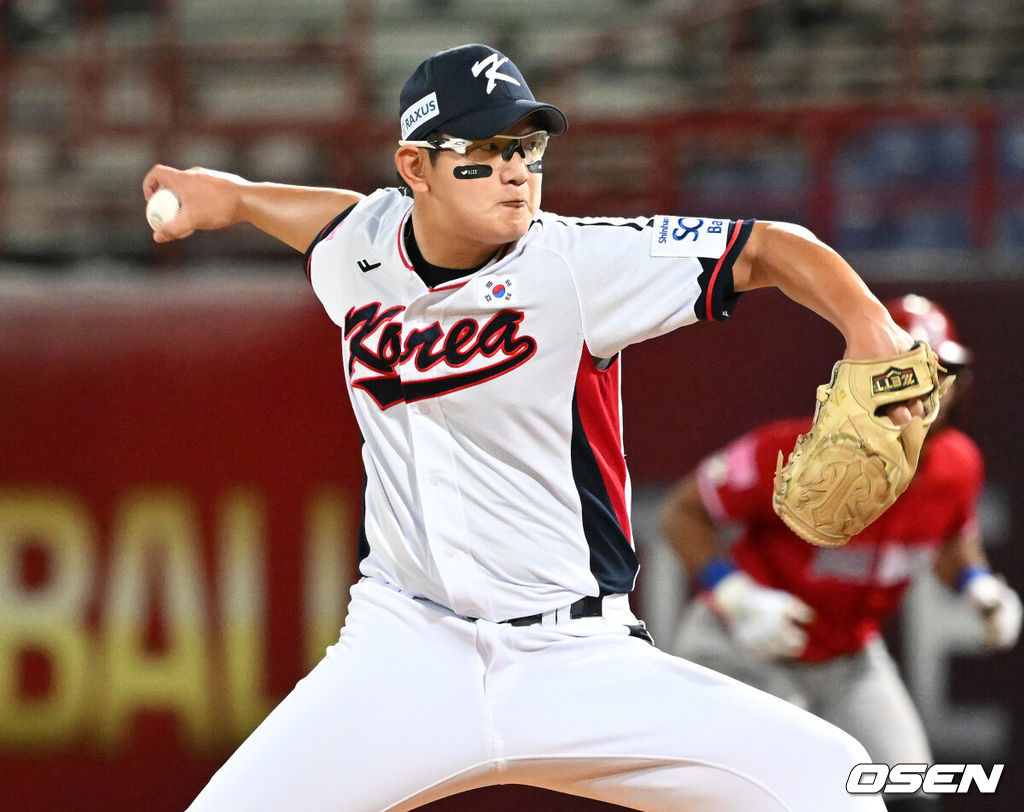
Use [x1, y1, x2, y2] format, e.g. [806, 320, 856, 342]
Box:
[478, 276, 514, 306]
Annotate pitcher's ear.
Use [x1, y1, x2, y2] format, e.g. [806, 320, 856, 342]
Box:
[395, 146, 429, 193]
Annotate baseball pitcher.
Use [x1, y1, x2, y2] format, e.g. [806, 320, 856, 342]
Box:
[141, 44, 931, 812]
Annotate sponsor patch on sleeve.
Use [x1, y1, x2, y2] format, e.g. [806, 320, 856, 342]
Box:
[651, 216, 729, 258]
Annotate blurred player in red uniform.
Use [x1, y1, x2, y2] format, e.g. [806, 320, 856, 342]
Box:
[659, 294, 1021, 811]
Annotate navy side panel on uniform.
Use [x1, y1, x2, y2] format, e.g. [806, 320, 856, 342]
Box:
[570, 353, 637, 596]
[357, 470, 371, 565]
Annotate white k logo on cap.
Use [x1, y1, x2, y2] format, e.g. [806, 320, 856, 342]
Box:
[398, 44, 567, 142]
[471, 54, 522, 94]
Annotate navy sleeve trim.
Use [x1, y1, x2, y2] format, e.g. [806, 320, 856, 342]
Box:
[693, 219, 754, 321]
[303, 202, 358, 282]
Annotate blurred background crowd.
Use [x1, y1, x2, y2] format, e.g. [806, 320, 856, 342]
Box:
[1, 0, 1023, 274]
[2, 2, 1023, 811]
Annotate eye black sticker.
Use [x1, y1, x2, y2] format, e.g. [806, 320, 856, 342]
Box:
[453, 165, 493, 179]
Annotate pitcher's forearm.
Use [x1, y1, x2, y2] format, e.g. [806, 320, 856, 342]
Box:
[142, 164, 363, 252]
[734, 222, 909, 360]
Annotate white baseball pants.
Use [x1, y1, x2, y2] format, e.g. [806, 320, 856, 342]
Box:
[187, 578, 884, 811]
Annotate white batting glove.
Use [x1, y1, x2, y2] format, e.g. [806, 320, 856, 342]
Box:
[708, 571, 815, 659]
[964, 572, 1023, 651]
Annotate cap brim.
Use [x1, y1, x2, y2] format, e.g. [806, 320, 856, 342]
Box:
[441, 99, 568, 140]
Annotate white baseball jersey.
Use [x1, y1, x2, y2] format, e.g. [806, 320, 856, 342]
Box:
[306, 188, 752, 622]
[192, 188, 884, 812]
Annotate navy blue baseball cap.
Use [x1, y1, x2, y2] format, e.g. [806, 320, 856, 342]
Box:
[399, 44, 568, 142]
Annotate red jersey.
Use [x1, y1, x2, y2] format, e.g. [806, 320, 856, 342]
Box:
[696, 418, 983, 662]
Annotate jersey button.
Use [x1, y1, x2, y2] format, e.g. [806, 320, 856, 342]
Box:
[429, 473, 442, 486]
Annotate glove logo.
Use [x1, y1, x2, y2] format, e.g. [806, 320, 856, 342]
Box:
[871, 366, 919, 396]
[803, 456, 878, 535]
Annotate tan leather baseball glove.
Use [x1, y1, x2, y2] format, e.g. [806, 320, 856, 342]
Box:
[773, 341, 947, 547]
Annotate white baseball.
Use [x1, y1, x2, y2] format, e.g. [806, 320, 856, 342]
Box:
[146, 187, 180, 230]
